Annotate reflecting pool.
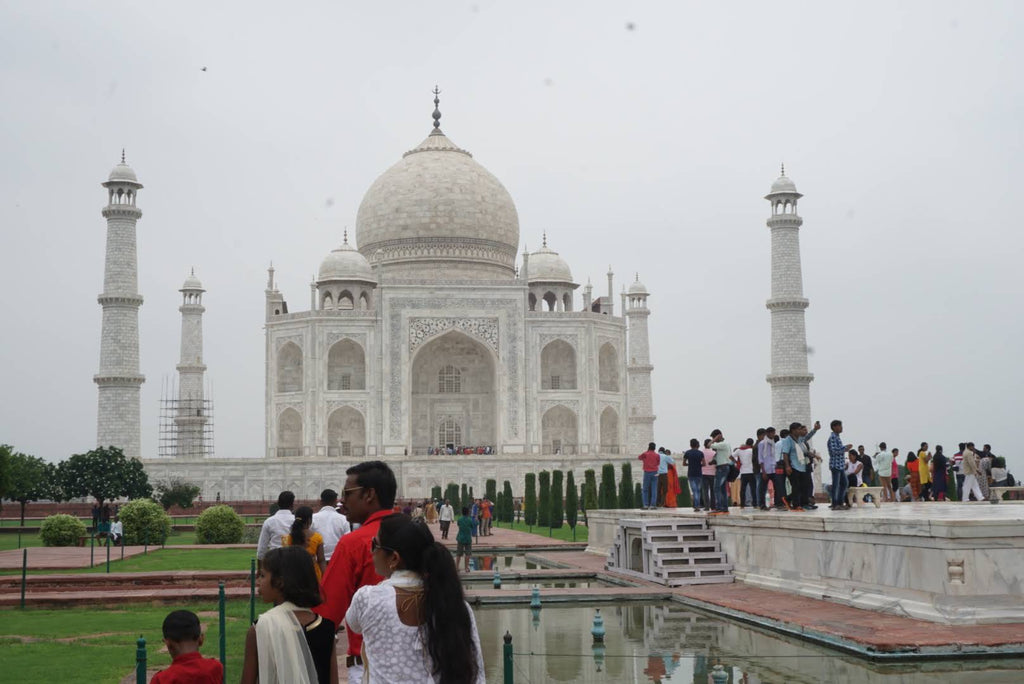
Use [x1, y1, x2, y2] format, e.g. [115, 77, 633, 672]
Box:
[473, 602, 1024, 683]
[463, 578, 613, 591]
[459, 553, 546, 571]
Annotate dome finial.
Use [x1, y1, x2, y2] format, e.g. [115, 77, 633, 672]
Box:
[190, 266, 195, 276]
[431, 85, 442, 132]
[343, 228, 349, 244]
[542, 231, 547, 248]
[780, 162, 785, 176]
[121, 148, 126, 164]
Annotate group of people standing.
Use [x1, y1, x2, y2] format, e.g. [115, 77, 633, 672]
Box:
[148, 461, 485, 684]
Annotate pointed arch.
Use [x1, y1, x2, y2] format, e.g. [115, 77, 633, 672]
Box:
[321, 291, 333, 309]
[600, 406, 620, 454]
[277, 408, 302, 457]
[338, 290, 354, 310]
[327, 339, 365, 390]
[327, 406, 365, 458]
[542, 405, 577, 455]
[598, 343, 620, 392]
[543, 291, 557, 311]
[541, 339, 577, 390]
[276, 342, 303, 393]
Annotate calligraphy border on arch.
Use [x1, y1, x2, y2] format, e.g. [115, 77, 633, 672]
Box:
[409, 317, 499, 353]
[389, 299, 520, 440]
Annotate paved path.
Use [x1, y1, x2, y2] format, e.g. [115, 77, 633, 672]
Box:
[0, 545, 153, 570]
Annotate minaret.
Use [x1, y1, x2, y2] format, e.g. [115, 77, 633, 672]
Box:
[175, 269, 208, 458]
[95, 153, 145, 460]
[626, 274, 655, 453]
[765, 165, 814, 428]
[606, 266, 615, 315]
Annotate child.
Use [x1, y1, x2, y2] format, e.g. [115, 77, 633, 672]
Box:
[456, 506, 474, 573]
[149, 610, 223, 684]
[240, 546, 338, 684]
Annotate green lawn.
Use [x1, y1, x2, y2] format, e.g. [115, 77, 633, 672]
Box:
[1, 548, 256, 576]
[0, 600, 265, 683]
[495, 519, 589, 542]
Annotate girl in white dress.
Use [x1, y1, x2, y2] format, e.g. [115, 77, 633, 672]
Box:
[346, 514, 485, 683]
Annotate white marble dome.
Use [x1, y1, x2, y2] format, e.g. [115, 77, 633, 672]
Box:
[318, 234, 375, 283]
[770, 174, 797, 194]
[181, 270, 204, 291]
[108, 161, 139, 184]
[628, 275, 648, 295]
[528, 240, 574, 284]
[355, 128, 520, 279]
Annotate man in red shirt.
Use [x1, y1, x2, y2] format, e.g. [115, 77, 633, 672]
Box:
[150, 610, 223, 684]
[638, 442, 660, 509]
[315, 460, 397, 684]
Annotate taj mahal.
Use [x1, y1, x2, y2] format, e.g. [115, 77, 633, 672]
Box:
[133, 94, 688, 500]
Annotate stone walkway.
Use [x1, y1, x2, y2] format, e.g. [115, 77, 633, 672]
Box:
[0, 545, 153, 570]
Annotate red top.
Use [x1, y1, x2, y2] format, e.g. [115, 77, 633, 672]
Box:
[638, 450, 660, 472]
[314, 508, 391, 656]
[481, 500, 492, 519]
[150, 652, 223, 684]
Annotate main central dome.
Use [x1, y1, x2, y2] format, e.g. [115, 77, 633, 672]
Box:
[355, 107, 520, 280]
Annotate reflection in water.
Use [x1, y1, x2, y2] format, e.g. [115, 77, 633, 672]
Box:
[461, 554, 539, 571]
[464, 579, 605, 590]
[471, 602, 1024, 683]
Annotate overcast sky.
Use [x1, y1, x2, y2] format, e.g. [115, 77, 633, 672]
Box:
[2, 1, 1022, 471]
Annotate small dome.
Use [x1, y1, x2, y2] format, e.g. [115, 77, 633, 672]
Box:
[108, 161, 138, 183]
[770, 174, 797, 194]
[318, 233, 375, 283]
[181, 269, 204, 291]
[628, 274, 648, 295]
[528, 237, 573, 284]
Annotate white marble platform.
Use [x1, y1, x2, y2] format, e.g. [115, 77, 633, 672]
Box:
[586, 502, 1024, 625]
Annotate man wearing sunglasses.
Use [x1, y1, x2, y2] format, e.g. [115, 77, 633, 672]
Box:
[314, 460, 397, 684]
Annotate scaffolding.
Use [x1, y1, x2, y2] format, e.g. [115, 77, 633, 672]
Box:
[158, 375, 215, 458]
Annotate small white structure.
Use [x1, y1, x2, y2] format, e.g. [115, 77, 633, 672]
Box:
[765, 166, 814, 429]
[95, 153, 145, 460]
[605, 517, 733, 586]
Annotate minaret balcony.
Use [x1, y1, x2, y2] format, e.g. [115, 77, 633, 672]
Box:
[101, 205, 143, 219]
[97, 293, 144, 306]
[94, 374, 145, 386]
[766, 373, 815, 385]
[766, 297, 809, 311]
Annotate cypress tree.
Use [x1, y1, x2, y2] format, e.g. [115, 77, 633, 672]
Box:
[431, 485, 442, 502]
[599, 463, 618, 509]
[619, 463, 636, 509]
[485, 479, 497, 503]
[565, 470, 579, 530]
[445, 483, 460, 512]
[524, 473, 537, 526]
[502, 480, 514, 522]
[582, 469, 598, 524]
[538, 471, 551, 527]
[461, 483, 470, 508]
[634, 482, 642, 508]
[550, 470, 564, 529]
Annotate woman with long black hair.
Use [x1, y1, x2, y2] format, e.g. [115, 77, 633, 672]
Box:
[345, 514, 484, 683]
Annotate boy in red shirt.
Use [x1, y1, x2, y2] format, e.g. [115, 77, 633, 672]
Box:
[150, 610, 223, 684]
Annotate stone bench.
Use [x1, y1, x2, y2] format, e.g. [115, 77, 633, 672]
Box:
[990, 487, 1024, 501]
[848, 486, 883, 508]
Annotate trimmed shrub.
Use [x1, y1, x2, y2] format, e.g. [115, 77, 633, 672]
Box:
[501, 480, 514, 522]
[538, 471, 551, 527]
[431, 485, 442, 502]
[634, 482, 642, 508]
[550, 470, 564, 529]
[40, 514, 87, 547]
[120, 498, 172, 545]
[195, 505, 245, 544]
[444, 483, 460, 512]
[485, 479, 497, 503]
[565, 471, 579, 529]
[619, 463, 636, 509]
[461, 484, 469, 509]
[524, 473, 537, 526]
[583, 469, 598, 519]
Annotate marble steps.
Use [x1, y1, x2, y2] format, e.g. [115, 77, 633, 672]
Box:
[605, 517, 735, 586]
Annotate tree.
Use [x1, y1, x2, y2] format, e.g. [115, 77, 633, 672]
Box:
[599, 464, 618, 509]
[634, 482, 642, 508]
[582, 469, 598, 522]
[524, 473, 537, 526]
[619, 463, 636, 509]
[444, 483, 460, 512]
[0, 444, 12, 508]
[501, 480, 514, 522]
[155, 479, 202, 511]
[565, 471, 579, 531]
[431, 485, 442, 502]
[537, 471, 551, 527]
[6, 451, 53, 525]
[59, 446, 152, 505]
[549, 470, 564, 529]
[460, 483, 469, 508]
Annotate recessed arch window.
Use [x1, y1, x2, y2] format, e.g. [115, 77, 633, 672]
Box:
[438, 364, 461, 394]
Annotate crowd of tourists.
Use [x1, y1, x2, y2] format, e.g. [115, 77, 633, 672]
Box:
[641, 423, 1011, 515]
[152, 461, 485, 684]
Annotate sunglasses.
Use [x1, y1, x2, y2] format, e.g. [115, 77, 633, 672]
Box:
[370, 537, 393, 554]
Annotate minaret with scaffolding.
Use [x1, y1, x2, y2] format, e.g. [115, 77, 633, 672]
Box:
[158, 269, 214, 458]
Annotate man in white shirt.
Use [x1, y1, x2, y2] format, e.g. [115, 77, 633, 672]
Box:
[873, 442, 895, 502]
[256, 490, 296, 566]
[311, 488, 350, 561]
[438, 499, 455, 540]
[109, 515, 123, 546]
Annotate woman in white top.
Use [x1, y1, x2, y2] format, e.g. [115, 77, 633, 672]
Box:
[346, 514, 485, 684]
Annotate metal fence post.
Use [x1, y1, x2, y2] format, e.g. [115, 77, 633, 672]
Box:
[135, 635, 147, 684]
[20, 548, 28, 609]
[106, 536, 111, 573]
[218, 581, 227, 681]
[503, 630, 513, 684]
[249, 558, 257, 624]
[90, 532, 95, 568]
